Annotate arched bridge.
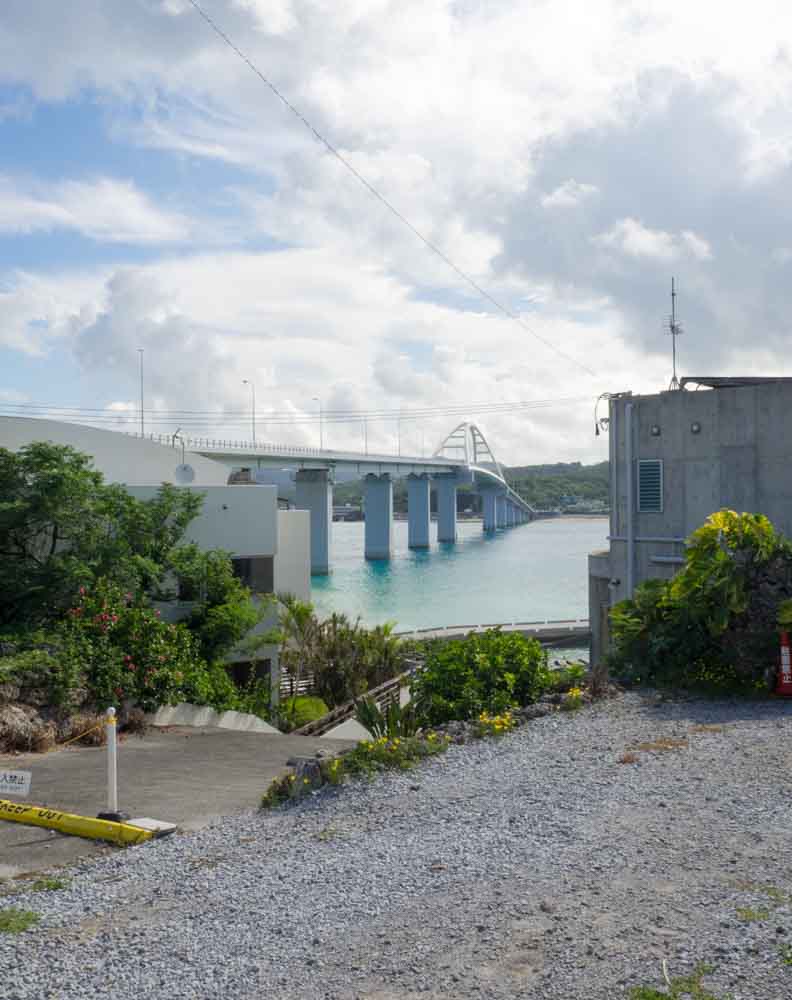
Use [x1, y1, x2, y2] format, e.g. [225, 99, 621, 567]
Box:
[160, 421, 534, 575]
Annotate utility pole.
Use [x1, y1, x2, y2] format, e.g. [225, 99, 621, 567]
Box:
[138, 348, 144, 436]
[313, 396, 323, 449]
[667, 277, 683, 391]
[243, 379, 256, 445]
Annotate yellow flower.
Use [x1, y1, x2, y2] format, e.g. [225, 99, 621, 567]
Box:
[303, 778, 310, 785]
[289, 775, 296, 782]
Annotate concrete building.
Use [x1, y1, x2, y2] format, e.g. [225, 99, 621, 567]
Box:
[1, 418, 312, 686]
[589, 377, 792, 664]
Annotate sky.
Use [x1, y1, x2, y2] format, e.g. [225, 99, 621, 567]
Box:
[1, 0, 792, 465]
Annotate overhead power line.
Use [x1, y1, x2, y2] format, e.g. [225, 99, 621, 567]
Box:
[185, 0, 596, 378]
[0, 395, 587, 429]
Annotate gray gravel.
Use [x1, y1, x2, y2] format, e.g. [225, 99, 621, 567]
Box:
[2, 691, 791, 999]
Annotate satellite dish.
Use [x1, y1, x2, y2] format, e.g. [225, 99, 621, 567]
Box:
[174, 464, 195, 484]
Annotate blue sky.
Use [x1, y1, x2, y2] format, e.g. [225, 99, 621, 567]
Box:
[1, 1, 792, 463]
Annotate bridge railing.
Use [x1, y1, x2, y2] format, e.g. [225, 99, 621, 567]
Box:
[122, 430, 328, 457]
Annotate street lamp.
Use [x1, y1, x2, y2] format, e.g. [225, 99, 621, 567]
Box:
[137, 348, 144, 437]
[312, 396, 323, 450]
[242, 380, 256, 446]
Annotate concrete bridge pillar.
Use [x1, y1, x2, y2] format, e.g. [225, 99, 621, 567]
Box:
[407, 474, 431, 549]
[435, 475, 457, 543]
[482, 491, 498, 533]
[496, 495, 507, 529]
[295, 468, 332, 575]
[364, 473, 393, 559]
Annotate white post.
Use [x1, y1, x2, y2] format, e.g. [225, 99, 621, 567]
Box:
[106, 707, 118, 816]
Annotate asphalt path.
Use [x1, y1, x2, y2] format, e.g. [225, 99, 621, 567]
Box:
[0, 727, 352, 875]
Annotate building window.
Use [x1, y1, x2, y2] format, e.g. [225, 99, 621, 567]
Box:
[637, 459, 663, 513]
[232, 556, 274, 594]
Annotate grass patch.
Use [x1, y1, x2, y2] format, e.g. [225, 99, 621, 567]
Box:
[779, 944, 792, 967]
[735, 906, 770, 922]
[30, 877, 69, 893]
[689, 724, 725, 734]
[0, 907, 40, 934]
[618, 751, 640, 765]
[629, 962, 721, 999]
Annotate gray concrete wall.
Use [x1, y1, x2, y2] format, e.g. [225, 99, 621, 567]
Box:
[274, 509, 311, 601]
[587, 551, 611, 667]
[604, 383, 792, 608]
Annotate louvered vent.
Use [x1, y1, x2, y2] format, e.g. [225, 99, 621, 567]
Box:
[637, 459, 663, 512]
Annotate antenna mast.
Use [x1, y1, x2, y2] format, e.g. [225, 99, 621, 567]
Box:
[667, 277, 683, 390]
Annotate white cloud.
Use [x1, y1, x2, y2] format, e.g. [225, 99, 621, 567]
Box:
[592, 218, 712, 262]
[0, 176, 190, 244]
[2, 1, 792, 461]
[541, 180, 599, 209]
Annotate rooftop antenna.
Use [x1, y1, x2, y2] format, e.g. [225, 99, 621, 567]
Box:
[667, 277, 683, 390]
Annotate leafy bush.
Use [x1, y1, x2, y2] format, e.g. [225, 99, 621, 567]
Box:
[281, 695, 329, 730]
[2, 580, 241, 714]
[410, 629, 549, 725]
[166, 546, 265, 662]
[0, 443, 203, 627]
[546, 661, 587, 694]
[609, 509, 792, 693]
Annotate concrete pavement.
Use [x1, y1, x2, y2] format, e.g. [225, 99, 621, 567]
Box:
[0, 727, 353, 876]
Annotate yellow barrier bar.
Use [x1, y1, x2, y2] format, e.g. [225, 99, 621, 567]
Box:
[0, 799, 154, 846]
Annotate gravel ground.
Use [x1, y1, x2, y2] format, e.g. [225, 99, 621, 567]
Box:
[2, 691, 791, 1000]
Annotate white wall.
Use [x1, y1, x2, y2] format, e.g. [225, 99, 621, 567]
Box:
[274, 509, 311, 601]
[126, 484, 279, 557]
[0, 417, 229, 486]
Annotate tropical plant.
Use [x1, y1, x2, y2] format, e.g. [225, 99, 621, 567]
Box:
[271, 598, 408, 709]
[354, 697, 419, 739]
[609, 509, 792, 692]
[410, 629, 549, 726]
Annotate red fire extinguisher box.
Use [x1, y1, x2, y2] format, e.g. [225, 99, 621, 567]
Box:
[775, 631, 792, 696]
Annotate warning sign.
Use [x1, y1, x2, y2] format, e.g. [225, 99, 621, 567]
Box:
[0, 770, 31, 798]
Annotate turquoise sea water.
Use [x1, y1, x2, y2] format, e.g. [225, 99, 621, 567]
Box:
[310, 517, 608, 633]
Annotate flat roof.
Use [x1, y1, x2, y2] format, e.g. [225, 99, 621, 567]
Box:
[679, 376, 792, 389]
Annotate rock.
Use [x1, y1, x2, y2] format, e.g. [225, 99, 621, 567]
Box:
[518, 704, 553, 720]
[0, 703, 56, 753]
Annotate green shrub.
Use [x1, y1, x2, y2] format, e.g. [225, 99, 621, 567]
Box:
[610, 509, 792, 693]
[410, 629, 549, 726]
[546, 661, 587, 694]
[281, 695, 329, 730]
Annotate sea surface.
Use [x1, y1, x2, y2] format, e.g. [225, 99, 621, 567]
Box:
[311, 516, 608, 634]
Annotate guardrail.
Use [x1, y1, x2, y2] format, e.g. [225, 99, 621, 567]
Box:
[291, 657, 424, 737]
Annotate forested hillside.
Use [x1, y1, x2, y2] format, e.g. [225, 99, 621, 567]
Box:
[333, 461, 610, 513]
[506, 461, 609, 510]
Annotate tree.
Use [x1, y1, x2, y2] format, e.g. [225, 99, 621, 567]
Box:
[0, 442, 203, 627]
